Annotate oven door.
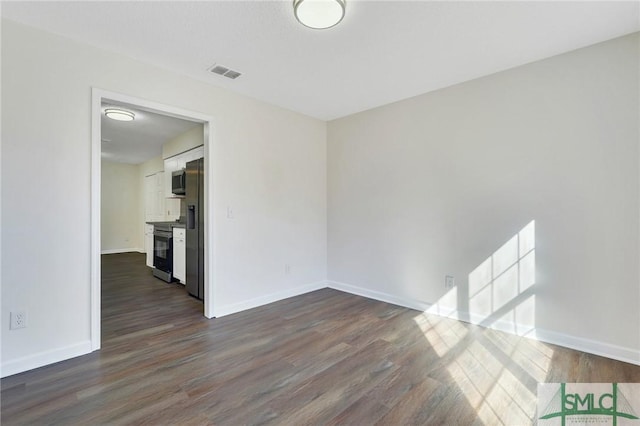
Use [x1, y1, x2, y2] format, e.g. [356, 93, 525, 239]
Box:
[153, 230, 173, 273]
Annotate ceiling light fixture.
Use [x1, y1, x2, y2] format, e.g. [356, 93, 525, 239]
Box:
[294, 0, 345, 30]
[105, 108, 135, 122]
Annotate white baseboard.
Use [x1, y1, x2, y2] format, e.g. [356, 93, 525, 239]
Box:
[327, 280, 430, 312]
[215, 281, 327, 317]
[530, 328, 640, 366]
[1, 340, 93, 378]
[101, 248, 144, 255]
[327, 280, 640, 366]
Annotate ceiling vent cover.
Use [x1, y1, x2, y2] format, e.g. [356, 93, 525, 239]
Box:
[210, 65, 229, 75]
[224, 70, 242, 80]
[209, 64, 242, 80]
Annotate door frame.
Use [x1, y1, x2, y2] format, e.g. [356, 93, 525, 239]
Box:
[90, 88, 216, 351]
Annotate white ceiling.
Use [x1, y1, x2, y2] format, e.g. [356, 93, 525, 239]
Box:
[101, 101, 201, 164]
[3, 1, 639, 121]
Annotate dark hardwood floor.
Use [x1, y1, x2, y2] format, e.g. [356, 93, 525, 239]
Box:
[2, 252, 639, 425]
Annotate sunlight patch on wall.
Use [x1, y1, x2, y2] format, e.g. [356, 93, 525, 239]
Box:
[496, 295, 536, 335]
[468, 220, 536, 334]
[425, 286, 459, 319]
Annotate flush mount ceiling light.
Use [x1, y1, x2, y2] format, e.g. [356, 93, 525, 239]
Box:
[294, 0, 345, 30]
[104, 108, 135, 122]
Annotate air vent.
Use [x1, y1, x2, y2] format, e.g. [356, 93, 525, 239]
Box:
[208, 64, 242, 80]
[210, 65, 229, 75]
[224, 70, 242, 80]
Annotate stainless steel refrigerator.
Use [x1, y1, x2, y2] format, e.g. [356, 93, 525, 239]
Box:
[185, 158, 204, 300]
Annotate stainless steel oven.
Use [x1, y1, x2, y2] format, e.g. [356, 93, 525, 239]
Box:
[153, 224, 173, 282]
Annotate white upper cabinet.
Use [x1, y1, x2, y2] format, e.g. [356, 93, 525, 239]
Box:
[145, 172, 165, 222]
[164, 145, 204, 198]
[182, 145, 205, 164]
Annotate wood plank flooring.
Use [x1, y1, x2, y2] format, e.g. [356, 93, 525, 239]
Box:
[2, 252, 639, 425]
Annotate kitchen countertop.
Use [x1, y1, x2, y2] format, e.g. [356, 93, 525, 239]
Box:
[146, 221, 186, 228]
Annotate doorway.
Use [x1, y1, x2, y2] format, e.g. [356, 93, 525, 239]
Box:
[90, 88, 215, 351]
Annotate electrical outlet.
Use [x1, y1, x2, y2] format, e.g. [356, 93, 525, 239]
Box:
[445, 275, 455, 289]
[10, 311, 27, 330]
[227, 206, 234, 219]
[285, 264, 291, 275]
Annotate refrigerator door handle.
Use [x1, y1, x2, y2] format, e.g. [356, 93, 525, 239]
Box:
[187, 205, 196, 230]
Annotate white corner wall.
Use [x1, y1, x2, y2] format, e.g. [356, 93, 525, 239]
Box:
[163, 124, 204, 159]
[1, 20, 327, 377]
[328, 33, 640, 364]
[101, 160, 142, 253]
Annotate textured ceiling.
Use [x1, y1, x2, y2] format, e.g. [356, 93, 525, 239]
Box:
[3, 1, 639, 121]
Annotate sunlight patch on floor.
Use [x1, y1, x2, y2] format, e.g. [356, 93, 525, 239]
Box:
[414, 312, 469, 357]
[411, 220, 560, 424]
[446, 344, 538, 425]
[412, 309, 554, 425]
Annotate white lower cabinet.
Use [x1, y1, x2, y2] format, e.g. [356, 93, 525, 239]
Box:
[145, 224, 154, 267]
[173, 227, 186, 283]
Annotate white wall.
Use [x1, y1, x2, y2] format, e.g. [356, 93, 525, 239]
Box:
[1, 20, 327, 376]
[328, 33, 640, 363]
[101, 160, 141, 253]
[139, 156, 164, 178]
[163, 124, 203, 159]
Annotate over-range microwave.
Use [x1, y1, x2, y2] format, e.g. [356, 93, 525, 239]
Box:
[171, 169, 186, 195]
